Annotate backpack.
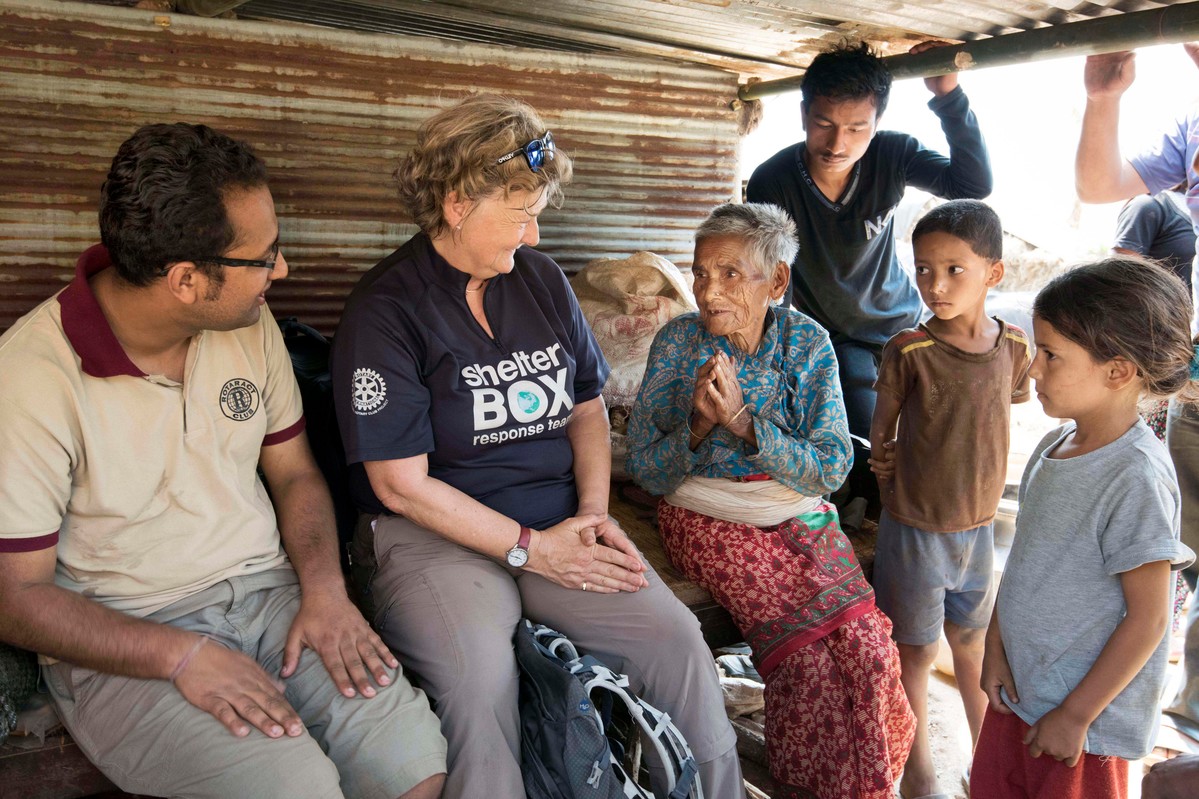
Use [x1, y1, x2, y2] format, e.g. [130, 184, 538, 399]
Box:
[515, 620, 704, 799]
[277, 317, 357, 571]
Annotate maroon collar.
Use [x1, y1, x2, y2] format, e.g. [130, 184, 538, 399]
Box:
[57, 244, 145, 379]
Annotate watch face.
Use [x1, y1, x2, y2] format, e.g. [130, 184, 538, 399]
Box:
[506, 547, 529, 568]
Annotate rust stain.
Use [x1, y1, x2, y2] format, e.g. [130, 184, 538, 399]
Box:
[0, 0, 740, 336]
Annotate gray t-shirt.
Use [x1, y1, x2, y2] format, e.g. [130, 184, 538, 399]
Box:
[997, 420, 1195, 758]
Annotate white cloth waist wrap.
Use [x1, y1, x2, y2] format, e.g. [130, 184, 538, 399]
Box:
[665, 475, 823, 527]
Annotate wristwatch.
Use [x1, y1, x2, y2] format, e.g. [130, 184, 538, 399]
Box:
[506, 525, 532, 568]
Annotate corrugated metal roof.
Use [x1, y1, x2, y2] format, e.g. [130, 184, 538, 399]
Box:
[0, 0, 740, 335]
[233, 0, 1185, 78]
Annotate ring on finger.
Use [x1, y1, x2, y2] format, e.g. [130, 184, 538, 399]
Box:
[582, 582, 588, 592]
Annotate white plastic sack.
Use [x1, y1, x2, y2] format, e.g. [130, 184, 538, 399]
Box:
[571, 252, 697, 476]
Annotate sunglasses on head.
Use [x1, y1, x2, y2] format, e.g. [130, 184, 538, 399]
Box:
[495, 131, 555, 173]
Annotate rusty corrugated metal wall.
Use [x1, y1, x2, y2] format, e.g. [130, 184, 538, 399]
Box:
[0, 0, 740, 335]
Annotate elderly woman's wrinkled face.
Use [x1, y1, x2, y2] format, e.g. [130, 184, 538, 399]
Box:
[692, 235, 785, 352]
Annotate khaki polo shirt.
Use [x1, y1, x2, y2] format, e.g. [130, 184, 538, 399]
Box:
[0, 245, 304, 616]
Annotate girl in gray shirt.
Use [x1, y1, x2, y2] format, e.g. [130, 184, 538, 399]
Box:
[972, 256, 1196, 799]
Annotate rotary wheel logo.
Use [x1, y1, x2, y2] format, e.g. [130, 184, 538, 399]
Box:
[352, 367, 387, 415]
[219, 378, 260, 421]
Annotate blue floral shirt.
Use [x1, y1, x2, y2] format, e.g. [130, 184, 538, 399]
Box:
[626, 308, 852, 496]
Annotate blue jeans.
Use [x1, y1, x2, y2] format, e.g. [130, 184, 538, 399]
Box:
[832, 338, 882, 441]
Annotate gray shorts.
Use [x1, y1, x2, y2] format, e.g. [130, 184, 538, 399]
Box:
[872, 511, 997, 646]
[43, 569, 446, 799]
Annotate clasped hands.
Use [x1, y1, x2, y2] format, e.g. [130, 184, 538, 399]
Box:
[527, 513, 648, 594]
[690, 351, 753, 443]
[868, 440, 896, 481]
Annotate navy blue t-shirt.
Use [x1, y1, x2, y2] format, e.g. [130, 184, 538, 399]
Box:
[331, 233, 610, 529]
[1113, 191, 1194, 288]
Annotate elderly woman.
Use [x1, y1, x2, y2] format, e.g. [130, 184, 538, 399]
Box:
[626, 203, 915, 799]
[330, 95, 740, 799]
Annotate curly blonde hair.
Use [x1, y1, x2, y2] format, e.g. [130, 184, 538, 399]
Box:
[395, 95, 573, 237]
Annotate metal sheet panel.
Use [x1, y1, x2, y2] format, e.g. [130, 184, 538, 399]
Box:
[235, 0, 1185, 78]
[0, 0, 740, 335]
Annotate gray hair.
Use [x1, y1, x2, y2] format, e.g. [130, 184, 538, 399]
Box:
[694, 202, 798, 281]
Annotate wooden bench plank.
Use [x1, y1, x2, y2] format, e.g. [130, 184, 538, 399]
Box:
[609, 480, 743, 649]
[0, 733, 123, 799]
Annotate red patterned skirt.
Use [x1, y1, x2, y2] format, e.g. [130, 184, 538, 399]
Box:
[658, 501, 915, 799]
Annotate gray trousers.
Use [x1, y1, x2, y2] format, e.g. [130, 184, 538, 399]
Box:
[1166, 401, 1199, 739]
[353, 514, 742, 799]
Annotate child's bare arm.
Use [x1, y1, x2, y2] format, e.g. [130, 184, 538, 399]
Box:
[1023, 560, 1171, 766]
[980, 606, 1018, 714]
[868, 390, 902, 481]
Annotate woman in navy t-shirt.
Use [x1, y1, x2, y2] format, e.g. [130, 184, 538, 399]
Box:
[331, 95, 740, 799]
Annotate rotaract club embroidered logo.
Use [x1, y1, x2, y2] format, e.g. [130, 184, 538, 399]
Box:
[352, 367, 388, 415]
[219, 378, 260, 421]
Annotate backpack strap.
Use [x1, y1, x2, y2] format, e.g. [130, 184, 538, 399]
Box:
[531, 624, 581, 663]
[573, 658, 704, 799]
[523, 623, 704, 799]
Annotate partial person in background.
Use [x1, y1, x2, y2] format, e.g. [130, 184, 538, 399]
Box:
[1111, 184, 1194, 482]
[1075, 43, 1199, 756]
[627, 203, 914, 799]
[1143, 751, 1199, 798]
[331, 95, 741, 799]
[746, 40, 992, 442]
[1113, 185, 1194, 289]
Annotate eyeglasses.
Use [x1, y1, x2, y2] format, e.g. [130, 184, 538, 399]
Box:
[495, 131, 555, 173]
[159, 242, 280, 276]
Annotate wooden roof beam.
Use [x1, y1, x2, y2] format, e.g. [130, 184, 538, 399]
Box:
[739, 2, 1199, 102]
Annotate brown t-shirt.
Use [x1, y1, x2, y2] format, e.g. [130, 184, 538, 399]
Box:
[874, 319, 1031, 532]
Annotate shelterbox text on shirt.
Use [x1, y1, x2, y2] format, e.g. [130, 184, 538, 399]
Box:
[331, 233, 610, 530]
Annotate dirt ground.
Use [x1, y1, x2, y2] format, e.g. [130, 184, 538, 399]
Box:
[924, 664, 974, 799]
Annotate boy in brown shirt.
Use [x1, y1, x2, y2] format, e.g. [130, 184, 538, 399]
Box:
[869, 199, 1031, 799]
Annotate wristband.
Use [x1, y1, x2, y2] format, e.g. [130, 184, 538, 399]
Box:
[728, 403, 750, 424]
[169, 634, 211, 684]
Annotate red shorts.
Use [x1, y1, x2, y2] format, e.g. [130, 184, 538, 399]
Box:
[970, 706, 1129, 799]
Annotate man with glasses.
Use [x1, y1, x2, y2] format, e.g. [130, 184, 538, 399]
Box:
[0, 123, 446, 799]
